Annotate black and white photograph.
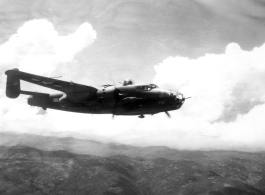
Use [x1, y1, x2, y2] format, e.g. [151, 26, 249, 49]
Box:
[1, 0, 265, 194]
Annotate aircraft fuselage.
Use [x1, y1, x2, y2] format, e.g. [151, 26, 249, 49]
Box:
[28, 85, 184, 115]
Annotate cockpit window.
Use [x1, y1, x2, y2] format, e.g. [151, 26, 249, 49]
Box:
[137, 84, 159, 91]
[176, 92, 183, 99]
[149, 84, 158, 89]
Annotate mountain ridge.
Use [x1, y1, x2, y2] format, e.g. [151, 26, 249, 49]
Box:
[0, 145, 265, 195]
[0, 132, 265, 194]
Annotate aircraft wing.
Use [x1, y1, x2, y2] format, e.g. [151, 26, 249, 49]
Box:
[5, 69, 98, 95]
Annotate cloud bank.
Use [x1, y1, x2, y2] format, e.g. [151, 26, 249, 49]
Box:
[152, 42, 265, 150]
[0, 19, 97, 135]
[1, 19, 265, 152]
[0, 19, 96, 75]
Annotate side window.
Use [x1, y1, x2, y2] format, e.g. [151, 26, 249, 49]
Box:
[138, 85, 152, 91]
[142, 86, 147, 90]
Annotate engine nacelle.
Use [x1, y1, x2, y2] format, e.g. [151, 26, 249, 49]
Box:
[28, 94, 50, 108]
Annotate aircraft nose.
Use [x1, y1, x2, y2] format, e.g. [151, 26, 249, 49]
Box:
[175, 92, 185, 108]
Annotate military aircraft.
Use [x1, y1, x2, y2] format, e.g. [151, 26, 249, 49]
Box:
[5, 68, 187, 118]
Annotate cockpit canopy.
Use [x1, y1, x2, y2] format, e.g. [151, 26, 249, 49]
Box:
[136, 84, 159, 91]
[123, 79, 135, 86]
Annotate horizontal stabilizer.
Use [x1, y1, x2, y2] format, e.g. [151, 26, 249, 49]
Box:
[6, 68, 20, 98]
[5, 69, 98, 99]
[20, 90, 49, 97]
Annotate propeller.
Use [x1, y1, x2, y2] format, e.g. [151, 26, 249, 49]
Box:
[112, 88, 123, 119]
[165, 111, 171, 118]
[182, 96, 191, 103]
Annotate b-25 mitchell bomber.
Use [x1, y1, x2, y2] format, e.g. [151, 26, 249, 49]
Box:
[5, 68, 187, 118]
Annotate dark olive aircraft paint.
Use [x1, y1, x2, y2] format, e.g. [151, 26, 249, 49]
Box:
[5, 69, 186, 118]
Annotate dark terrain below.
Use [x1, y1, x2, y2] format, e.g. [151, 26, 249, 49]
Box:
[0, 132, 265, 195]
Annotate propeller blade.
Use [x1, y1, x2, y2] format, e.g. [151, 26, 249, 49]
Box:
[165, 111, 171, 118]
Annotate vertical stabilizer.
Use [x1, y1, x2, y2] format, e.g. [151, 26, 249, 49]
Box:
[5, 68, 20, 98]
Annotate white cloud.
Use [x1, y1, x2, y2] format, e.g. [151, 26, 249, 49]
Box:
[0, 19, 96, 74]
[0, 19, 97, 133]
[152, 42, 265, 151]
[154, 43, 265, 121]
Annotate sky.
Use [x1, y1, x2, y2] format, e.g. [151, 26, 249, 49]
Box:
[1, 0, 265, 151]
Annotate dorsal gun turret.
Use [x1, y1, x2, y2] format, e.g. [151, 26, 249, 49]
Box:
[122, 79, 135, 86]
